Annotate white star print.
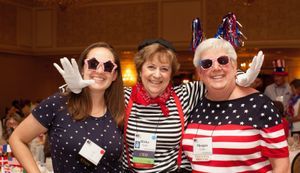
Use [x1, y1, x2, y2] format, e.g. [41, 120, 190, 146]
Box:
[268, 117, 272, 120]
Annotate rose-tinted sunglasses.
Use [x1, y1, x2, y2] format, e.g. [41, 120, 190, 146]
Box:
[198, 56, 230, 70]
[85, 57, 117, 73]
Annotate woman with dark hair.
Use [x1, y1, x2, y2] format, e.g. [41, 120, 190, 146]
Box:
[9, 42, 125, 173]
[2, 113, 23, 143]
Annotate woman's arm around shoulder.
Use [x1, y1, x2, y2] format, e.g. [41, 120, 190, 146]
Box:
[9, 114, 47, 173]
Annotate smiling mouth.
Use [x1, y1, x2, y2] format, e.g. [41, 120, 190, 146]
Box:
[92, 76, 105, 81]
[150, 80, 162, 85]
[211, 75, 224, 79]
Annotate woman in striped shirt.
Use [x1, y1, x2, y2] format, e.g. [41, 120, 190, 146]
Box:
[55, 38, 263, 172]
[182, 38, 289, 173]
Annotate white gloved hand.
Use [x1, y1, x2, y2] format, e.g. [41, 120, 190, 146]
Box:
[236, 51, 264, 87]
[53, 57, 95, 94]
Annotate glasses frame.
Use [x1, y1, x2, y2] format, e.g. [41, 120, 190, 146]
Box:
[85, 57, 117, 73]
[198, 55, 230, 70]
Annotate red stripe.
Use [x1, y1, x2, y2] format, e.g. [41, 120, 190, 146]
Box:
[213, 147, 261, 155]
[261, 146, 289, 158]
[262, 133, 286, 144]
[261, 124, 284, 133]
[189, 157, 268, 167]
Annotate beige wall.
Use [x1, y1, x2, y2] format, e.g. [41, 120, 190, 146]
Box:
[0, 53, 65, 117]
[0, 0, 300, 115]
[2, 0, 300, 53]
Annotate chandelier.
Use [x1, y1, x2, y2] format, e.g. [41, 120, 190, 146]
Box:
[37, 0, 82, 11]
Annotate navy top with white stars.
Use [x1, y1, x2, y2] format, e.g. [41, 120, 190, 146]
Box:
[32, 93, 123, 173]
[189, 92, 282, 128]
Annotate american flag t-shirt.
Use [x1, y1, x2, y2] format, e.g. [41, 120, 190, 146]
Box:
[182, 93, 288, 173]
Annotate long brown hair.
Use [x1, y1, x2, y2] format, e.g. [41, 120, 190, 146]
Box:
[66, 42, 125, 126]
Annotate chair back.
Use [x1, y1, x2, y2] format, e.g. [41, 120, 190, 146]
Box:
[292, 152, 300, 173]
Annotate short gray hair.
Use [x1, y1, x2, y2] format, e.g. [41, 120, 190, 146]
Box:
[193, 38, 237, 67]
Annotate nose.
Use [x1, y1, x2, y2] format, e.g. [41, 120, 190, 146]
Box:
[153, 68, 162, 78]
[95, 64, 105, 73]
[211, 60, 222, 70]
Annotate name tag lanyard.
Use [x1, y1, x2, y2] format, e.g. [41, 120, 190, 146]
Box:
[132, 116, 160, 165]
[192, 124, 217, 162]
[78, 119, 105, 166]
[124, 91, 185, 169]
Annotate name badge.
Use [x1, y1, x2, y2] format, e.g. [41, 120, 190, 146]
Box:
[132, 132, 157, 165]
[78, 139, 105, 166]
[193, 137, 213, 161]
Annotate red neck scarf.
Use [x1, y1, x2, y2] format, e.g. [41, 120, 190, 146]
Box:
[131, 82, 173, 116]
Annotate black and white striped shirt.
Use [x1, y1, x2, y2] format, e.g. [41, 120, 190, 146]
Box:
[122, 81, 205, 173]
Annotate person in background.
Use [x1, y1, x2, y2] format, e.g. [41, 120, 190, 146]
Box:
[264, 59, 292, 111]
[182, 38, 289, 173]
[6, 100, 23, 118]
[273, 100, 289, 138]
[9, 42, 125, 173]
[20, 99, 33, 117]
[250, 74, 264, 92]
[54, 38, 264, 172]
[286, 79, 300, 136]
[1, 113, 23, 144]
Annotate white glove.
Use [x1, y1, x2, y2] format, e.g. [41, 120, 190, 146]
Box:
[53, 57, 95, 94]
[236, 51, 264, 87]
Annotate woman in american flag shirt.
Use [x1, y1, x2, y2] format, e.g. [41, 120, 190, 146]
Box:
[182, 38, 289, 173]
